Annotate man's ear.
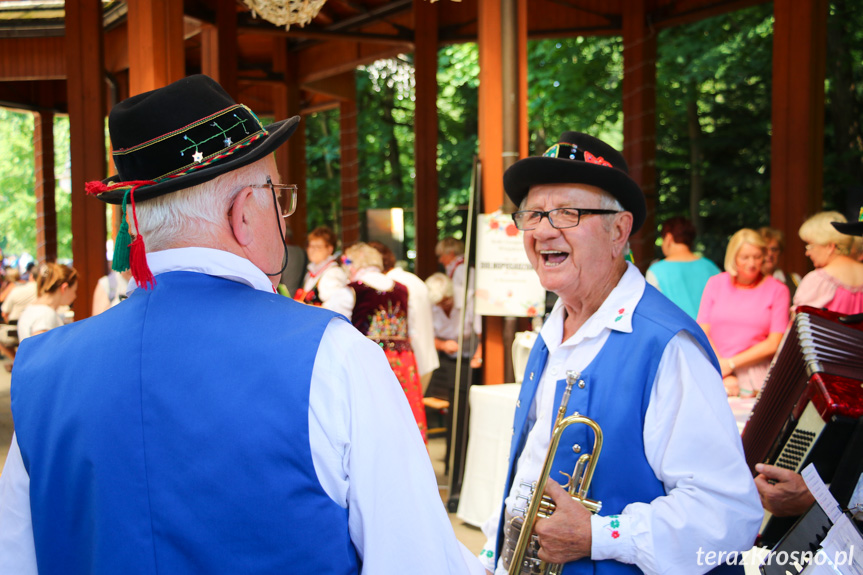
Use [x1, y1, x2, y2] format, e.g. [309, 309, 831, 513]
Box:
[612, 211, 634, 249]
[230, 187, 255, 247]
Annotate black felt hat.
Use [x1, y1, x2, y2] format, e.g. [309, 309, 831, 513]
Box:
[503, 131, 646, 234]
[87, 74, 300, 204]
[832, 208, 863, 236]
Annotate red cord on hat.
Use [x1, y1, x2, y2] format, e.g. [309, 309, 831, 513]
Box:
[84, 179, 157, 290]
[126, 186, 155, 290]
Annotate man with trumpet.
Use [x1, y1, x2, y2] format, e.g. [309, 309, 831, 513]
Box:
[479, 132, 762, 574]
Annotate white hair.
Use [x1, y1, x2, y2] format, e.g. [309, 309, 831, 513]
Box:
[135, 156, 275, 251]
[425, 272, 453, 305]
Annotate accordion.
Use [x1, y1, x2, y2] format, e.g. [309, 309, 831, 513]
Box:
[740, 307, 863, 545]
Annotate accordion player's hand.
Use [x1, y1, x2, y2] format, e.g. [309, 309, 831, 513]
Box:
[754, 463, 816, 517]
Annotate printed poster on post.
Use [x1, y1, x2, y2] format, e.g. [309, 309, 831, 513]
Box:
[475, 212, 546, 317]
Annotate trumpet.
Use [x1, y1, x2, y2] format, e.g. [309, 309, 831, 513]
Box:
[507, 370, 603, 575]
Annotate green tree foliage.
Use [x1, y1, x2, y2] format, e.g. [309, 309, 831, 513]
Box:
[824, 0, 863, 209]
[0, 109, 72, 262]
[356, 56, 417, 247]
[436, 43, 479, 240]
[656, 4, 774, 265]
[0, 109, 35, 258]
[304, 109, 342, 237]
[526, 36, 623, 153]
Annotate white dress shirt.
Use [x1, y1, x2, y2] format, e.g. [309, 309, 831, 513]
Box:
[387, 267, 440, 378]
[0, 247, 484, 575]
[480, 263, 762, 574]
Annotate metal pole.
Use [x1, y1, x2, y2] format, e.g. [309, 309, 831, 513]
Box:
[446, 158, 480, 509]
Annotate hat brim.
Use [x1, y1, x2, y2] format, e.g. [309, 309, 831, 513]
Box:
[96, 115, 301, 205]
[832, 220, 863, 237]
[503, 156, 646, 234]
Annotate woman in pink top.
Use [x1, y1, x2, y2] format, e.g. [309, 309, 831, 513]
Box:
[792, 211, 863, 315]
[698, 228, 790, 397]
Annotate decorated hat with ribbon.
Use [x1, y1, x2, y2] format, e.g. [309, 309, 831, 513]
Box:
[85, 74, 300, 289]
[832, 207, 863, 237]
[503, 131, 646, 234]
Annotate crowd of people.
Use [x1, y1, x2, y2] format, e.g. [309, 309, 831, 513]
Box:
[1, 75, 862, 574]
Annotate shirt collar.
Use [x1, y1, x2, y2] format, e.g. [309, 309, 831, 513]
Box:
[541, 261, 645, 352]
[127, 247, 275, 295]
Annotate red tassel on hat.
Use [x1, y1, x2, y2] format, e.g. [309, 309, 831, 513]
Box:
[129, 235, 155, 290]
[126, 184, 157, 290]
[85, 180, 109, 195]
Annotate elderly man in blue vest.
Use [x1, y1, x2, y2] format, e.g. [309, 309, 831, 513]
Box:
[478, 132, 762, 574]
[0, 75, 484, 575]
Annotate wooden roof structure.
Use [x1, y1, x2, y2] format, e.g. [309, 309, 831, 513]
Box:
[0, 0, 828, 386]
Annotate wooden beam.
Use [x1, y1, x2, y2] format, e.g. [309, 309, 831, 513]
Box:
[296, 39, 404, 84]
[771, 0, 827, 278]
[127, 0, 185, 96]
[652, 0, 768, 29]
[200, 0, 238, 99]
[34, 109, 57, 263]
[303, 72, 357, 101]
[477, 0, 507, 387]
[622, 0, 658, 273]
[273, 38, 308, 245]
[0, 37, 65, 81]
[340, 95, 360, 247]
[66, 0, 107, 320]
[238, 21, 413, 46]
[413, 0, 439, 281]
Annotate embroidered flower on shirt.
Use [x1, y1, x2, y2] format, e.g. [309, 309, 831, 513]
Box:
[605, 515, 622, 540]
[614, 307, 626, 322]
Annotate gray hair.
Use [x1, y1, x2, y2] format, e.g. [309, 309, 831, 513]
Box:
[425, 272, 453, 305]
[135, 156, 275, 251]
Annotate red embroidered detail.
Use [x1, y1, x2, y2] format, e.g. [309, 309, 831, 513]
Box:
[611, 531, 620, 539]
[618, 308, 625, 314]
[584, 151, 612, 167]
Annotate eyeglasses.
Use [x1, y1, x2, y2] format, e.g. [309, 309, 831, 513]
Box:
[249, 176, 298, 218]
[511, 207, 620, 231]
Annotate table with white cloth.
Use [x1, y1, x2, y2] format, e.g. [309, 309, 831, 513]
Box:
[457, 383, 522, 527]
[456, 383, 758, 529]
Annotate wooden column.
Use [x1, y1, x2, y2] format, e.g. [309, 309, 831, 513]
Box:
[477, 0, 527, 386]
[200, 0, 239, 99]
[622, 0, 658, 272]
[273, 39, 307, 244]
[413, 0, 439, 280]
[771, 0, 827, 277]
[34, 110, 57, 263]
[340, 95, 360, 247]
[127, 0, 185, 96]
[66, 0, 107, 320]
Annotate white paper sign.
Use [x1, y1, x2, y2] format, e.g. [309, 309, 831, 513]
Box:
[802, 463, 844, 523]
[474, 212, 546, 317]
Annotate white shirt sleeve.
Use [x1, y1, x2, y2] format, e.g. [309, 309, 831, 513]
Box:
[309, 318, 484, 574]
[589, 331, 763, 574]
[0, 433, 37, 575]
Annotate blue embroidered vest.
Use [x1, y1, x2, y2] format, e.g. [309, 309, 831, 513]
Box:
[12, 272, 360, 575]
[497, 285, 741, 574]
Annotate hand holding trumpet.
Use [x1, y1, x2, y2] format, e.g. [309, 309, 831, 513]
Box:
[533, 478, 593, 564]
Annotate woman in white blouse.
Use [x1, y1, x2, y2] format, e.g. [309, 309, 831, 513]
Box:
[17, 262, 78, 341]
